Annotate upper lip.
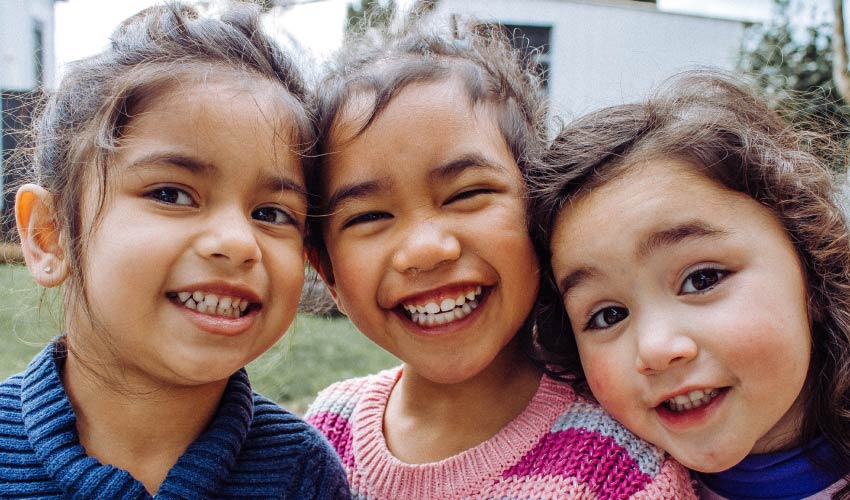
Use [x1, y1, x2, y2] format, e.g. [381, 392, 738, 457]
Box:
[390, 282, 487, 309]
[169, 281, 262, 305]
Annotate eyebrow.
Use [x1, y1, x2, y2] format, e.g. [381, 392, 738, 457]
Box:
[556, 221, 728, 299]
[128, 152, 306, 196]
[637, 221, 727, 259]
[324, 153, 508, 215]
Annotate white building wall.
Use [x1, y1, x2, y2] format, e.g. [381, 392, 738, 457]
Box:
[433, 0, 747, 120]
[0, 0, 58, 90]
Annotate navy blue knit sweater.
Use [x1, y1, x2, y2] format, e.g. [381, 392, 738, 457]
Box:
[0, 340, 350, 499]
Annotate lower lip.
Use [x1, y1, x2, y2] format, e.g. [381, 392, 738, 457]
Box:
[177, 302, 257, 337]
[655, 388, 729, 429]
[399, 289, 489, 336]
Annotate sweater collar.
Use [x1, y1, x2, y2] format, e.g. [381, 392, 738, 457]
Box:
[21, 339, 254, 499]
[698, 435, 847, 500]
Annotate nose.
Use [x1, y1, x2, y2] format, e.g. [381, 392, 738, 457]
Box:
[634, 311, 698, 374]
[196, 206, 261, 266]
[391, 217, 461, 274]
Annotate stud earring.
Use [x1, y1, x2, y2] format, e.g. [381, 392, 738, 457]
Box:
[44, 266, 52, 274]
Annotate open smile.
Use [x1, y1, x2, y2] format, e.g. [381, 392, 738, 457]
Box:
[398, 285, 486, 327]
[166, 290, 260, 319]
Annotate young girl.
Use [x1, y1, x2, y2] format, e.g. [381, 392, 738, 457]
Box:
[529, 71, 850, 499]
[303, 17, 696, 499]
[0, 4, 349, 498]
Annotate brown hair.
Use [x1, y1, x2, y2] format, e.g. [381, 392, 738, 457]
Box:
[11, 2, 313, 368]
[529, 70, 850, 492]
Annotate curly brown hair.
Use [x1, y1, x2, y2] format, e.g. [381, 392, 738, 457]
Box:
[529, 70, 850, 493]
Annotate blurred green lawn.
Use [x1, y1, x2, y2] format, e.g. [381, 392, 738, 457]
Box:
[0, 264, 398, 414]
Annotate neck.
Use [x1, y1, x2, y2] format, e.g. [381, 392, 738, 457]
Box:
[61, 345, 227, 494]
[384, 343, 542, 463]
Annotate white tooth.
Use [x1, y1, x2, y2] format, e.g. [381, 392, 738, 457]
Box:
[683, 400, 694, 411]
[425, 302, 441, 314]
[455, 295, 465, 306]
[440, 298, 455, 312]
[407, 305, 417, 314]
[688, 389, 705, 401]
[462, 303, 472, 314]
[469, 300, 478, 309]
[240, 301, 249, 312]
[197, 302, 208, 313]
[204, 294, 218, 307]
[186, 298, 197, 309]
[426, 314, 436, 326]
[416, 305, 426, 314]
[454, 308, 464, 319]
[674, 395, 690, 405]
[412, 313, 420, 323]
[466, 291, 476, 301]
[435, 313, 447, 325]
[232, 298, 241, 309]
[193, 291, 204, 302]
[219, 297, 232, 309]
[217, 304, 229, 315]
[232, 308, 240, 319]
[475, 286, 482, 295]
[178, 292, 191, 302]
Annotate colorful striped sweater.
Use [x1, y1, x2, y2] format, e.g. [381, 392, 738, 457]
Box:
[305, 366, 697, 500]
[0, 340, 351, 499]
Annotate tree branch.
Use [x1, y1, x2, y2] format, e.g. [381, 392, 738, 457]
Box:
[833, 0, 850, 102]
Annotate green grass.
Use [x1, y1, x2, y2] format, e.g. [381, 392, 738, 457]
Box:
[0, 264, 398, 414]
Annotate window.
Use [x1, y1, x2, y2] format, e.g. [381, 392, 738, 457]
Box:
[501, 24, 552, 91]
[33, 20, 44, 88]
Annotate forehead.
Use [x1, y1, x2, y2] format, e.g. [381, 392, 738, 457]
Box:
[324, 77, 513, 184]
[552, 159, 748, 256]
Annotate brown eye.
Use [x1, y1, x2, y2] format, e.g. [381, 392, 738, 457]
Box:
[681, 268, 726, 294]
[588, 306, 629, 330]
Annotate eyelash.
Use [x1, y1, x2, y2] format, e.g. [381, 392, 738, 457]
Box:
[446, 188, 493, 204]
[146, 186, 195, 207]
[343, 211, 391, 229]
[252, 206, 297, 226]
[680, 267, 728, 295]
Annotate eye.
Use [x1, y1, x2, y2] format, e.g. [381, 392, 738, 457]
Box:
[252, 206, 296, 225]
[586, 306, 629, 330]
[343, 211, 391, 228]
[680, 268, 727, 294]
[146, 187, 194, 206]
[446, 188, 493, 204]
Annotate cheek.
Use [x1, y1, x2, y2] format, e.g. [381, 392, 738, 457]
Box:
[580, 344, 630, 409]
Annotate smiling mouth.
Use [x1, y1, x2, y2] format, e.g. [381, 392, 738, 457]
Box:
[662, 388, 724, 412]
[400, 286, 484, 327]
[167, 291, 259, 319]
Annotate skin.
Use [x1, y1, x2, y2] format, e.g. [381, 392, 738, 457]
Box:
[549, 158, 811, 472]
[18, 74, 307, 493]
[319, 77, 541, 463]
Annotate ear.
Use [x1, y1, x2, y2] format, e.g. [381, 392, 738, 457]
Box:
[15, 184, 69, 287]
[306, 246, 346, 316]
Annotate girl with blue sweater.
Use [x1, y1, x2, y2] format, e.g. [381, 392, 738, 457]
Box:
[529, 71, 850, 499]
[0, 3, 348, 499]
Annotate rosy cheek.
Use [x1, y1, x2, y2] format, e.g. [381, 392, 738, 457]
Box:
[582, 354, 623, 406]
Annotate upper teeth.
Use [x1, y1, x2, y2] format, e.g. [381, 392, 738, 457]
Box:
[402, 286, 483, 327]
[664, 389, 719, 412]
[174, 291, 249, 319]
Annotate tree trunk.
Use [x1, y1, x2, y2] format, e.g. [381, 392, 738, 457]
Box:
[833, 0, 850, 102]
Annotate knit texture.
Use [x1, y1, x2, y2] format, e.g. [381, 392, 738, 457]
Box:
[0, 340, 351, 500]
[306, 366, 696, 500]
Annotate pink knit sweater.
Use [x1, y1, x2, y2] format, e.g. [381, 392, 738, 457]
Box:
[306, 367, 696, 499]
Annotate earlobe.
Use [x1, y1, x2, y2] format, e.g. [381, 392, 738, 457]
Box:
[15, 184, 69, 288]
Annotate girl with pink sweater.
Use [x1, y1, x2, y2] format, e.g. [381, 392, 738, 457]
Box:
[303, 16, 696, 500]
